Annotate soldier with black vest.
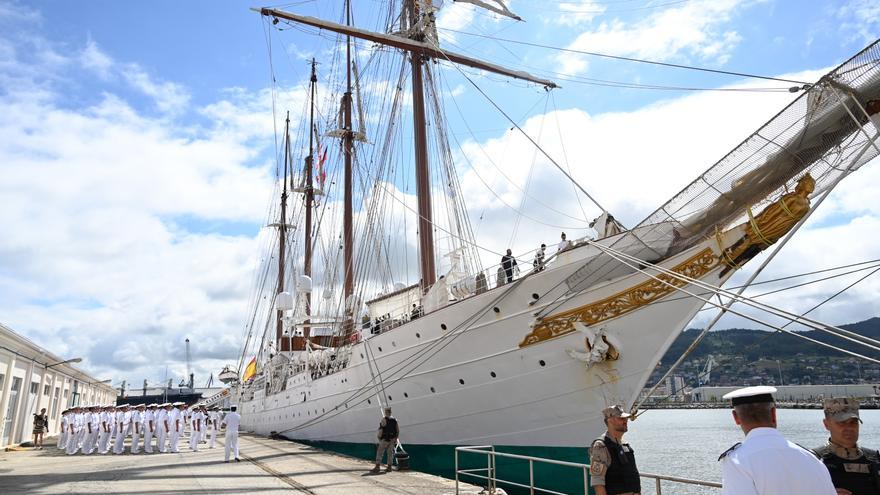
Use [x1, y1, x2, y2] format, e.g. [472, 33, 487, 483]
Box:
[719, 386, 835, 495]
[813, 398, 880, 495]
[371, 407, 399, 474]
[589, 405, 640, 495]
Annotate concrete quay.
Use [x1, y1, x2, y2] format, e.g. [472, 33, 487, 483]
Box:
[0, 433, 484, 495]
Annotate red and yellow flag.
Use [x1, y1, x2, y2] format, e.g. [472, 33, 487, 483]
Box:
[242, 357, 257, 382]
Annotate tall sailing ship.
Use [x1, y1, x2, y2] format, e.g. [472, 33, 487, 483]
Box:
[233, 1, 880, 492]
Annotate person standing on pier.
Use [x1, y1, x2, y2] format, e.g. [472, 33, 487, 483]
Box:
[589, 405, 640, 495]
[813, 398, 880, 495]
[143, 404, 157, 454]
[32, 407, 48, 450]
[98, 405, 113, 454]
[113, 404, 131, 454]
[157, 403, 172, 453]
[81, 406, 99, 455]
[190, 406, 203, 452]
[208, 407, 219, 449]
[58, 409, 70, 451]
[65, 406, 82, 455]
[169, 402, 185, 453]
[221, 405, 241, 462]
[131, 404, 145, 454]
[372, 407, 399, 473]
[719, 386, 836, 495]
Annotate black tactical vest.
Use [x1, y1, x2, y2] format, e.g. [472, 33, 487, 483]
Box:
[380, 417, 398, 441]
[814, 445, 880, 495]
[603, 435, 641, 495]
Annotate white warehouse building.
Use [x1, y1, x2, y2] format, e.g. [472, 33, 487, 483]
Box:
[1, 322, 116, 447]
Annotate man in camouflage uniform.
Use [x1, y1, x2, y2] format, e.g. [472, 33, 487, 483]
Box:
[814, 398, 880, 495]
[589, 405, 641, 495]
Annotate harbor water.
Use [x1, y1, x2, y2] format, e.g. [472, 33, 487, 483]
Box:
[626, 408, 880, 494]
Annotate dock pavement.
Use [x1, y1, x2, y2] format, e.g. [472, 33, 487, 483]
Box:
[0, 433, 484, 495]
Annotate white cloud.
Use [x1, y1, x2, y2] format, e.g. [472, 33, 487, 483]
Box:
[553, 0, 606, 27]
[80, 37, 113, 78]
[121, 63, 191, 114]
[836, 0, 880, 47]
[556, 0, 757, 75]
[436, 1, 477, 43]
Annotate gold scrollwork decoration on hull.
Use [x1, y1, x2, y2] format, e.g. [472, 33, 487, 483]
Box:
[519, 248, 721, 348]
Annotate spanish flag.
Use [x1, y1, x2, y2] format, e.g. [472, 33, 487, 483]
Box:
[242, 357, 257, 382]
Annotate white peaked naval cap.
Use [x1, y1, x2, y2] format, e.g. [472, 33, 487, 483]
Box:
[722, 386, 777, 406]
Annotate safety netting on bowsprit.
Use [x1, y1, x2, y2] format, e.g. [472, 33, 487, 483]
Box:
[566, 40, 880, 293]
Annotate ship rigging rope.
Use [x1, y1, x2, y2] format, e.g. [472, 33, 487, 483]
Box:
[437, 28, 812, 87]
[431, 37, 610, 214]
[592, 239, 880, 352]
[587, 241, 880, 364]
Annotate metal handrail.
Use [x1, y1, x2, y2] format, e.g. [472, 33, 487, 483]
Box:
[455, 445, 721, 495]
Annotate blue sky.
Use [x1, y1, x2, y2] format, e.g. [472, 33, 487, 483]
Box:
[1, 0, 878, 389]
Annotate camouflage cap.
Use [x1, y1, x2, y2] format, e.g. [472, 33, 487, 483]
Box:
[602, 405, 632, 420]
[823, 397, 861, 423]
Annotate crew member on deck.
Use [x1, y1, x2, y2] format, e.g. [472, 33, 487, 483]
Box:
[719, 386, 835, 494]
[589, 405, 640, 495]
[501, 249, 518, 284]
[813, 398, 880, 495]
[558, 232, 571, 253]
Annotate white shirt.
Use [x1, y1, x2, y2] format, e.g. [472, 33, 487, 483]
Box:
[222, 412, 241, 432]
[720, 427, 836, 495]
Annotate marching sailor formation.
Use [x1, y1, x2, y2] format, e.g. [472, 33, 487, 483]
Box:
[57, 402, 226, 456]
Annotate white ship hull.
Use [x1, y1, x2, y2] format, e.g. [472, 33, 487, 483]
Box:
[238, 237, 731, 449]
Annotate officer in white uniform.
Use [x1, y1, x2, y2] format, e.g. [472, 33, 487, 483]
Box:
[719, 386, 836, 495]
[221, 405, 241, 462]
[58, 409, 70, 450]
[208, 407, 219, 449]
[65, 406, 83, 455]
[157, 403, 172, 453]
[113, 404, 131, 454]
[98, 405, 113, 454]
[143, 404, 157, 454]
[189, 407, 203, 452]
[130, 404, 145, 453]
[169, 402, 185, 453]
[82, 406, 100, 455]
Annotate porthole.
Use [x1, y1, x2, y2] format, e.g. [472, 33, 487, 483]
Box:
[404, 392, 408, 398]
[378, 347, 383, 352]
[416, 333, 421, 338]
[430, 387, 436, 393]
[388, 395, 392, 401]
[368, 399, 371, 404]
[532, 293, 539, 300]
[441, 323, 447, 330]
[490, 371, 497, 378]
[493, 307, 500, 313]
[459, 379, 465, 385]
[539, 360, 546, 367]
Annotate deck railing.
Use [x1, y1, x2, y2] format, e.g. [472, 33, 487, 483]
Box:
[455, 445, 721, 495]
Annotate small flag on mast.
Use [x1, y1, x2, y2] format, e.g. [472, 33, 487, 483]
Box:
[242, 357, 257, 382]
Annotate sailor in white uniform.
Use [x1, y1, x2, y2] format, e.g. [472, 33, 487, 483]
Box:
[169, 402, 185, 453]
[113, 404, 131, 454]
[719, 386, 837, 495]
[143, 404, 157, 454]
[130, 404, 145, 453]
[65, 406, 83, 455]
[208, 407, 219, 449]
[157, 403, 172, 453]
[82, 406, 100, 455]
[98, 405, 114, 454]
[58, 409, 70, 450]
[221, 405, 241, 462]
[189, 407, 203, 452]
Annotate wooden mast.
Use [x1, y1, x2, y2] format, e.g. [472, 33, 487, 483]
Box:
[303, 59, 317, 342]
[276, 112, 290, 352]
[256, 3, 556, 296]
[407, 0, 436, 289]
[342, 0, 355, 309]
